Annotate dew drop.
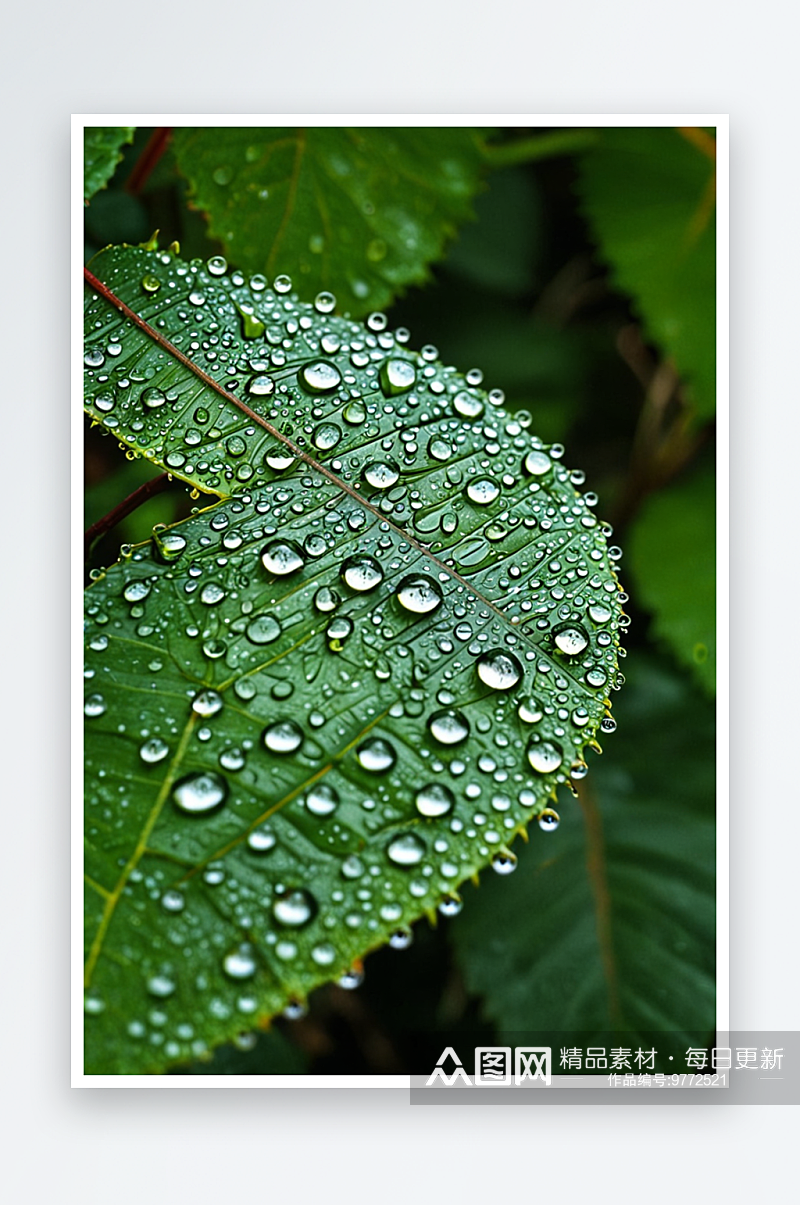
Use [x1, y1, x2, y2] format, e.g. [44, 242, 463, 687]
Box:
[389, 927, 413, 950]
[161, 889, 185, 912]
[466, 477, 500, 505]
[261, 540, 305, 576]
[454, 390, 484, 419]
[386, 833, 427, 867]
[588, 602, 613, 624]
[314, 291, 336, 314]
[491, 850, 518, 875]
[517, 697, 544, 724]
[141, 386, 167, 410]
[356, 737, 397, 774]
[200, 582, 226, 605]
[524, 449, 552, 476]
[246, 614, 282, 644]
[266, 450, 296, 471]
[415, 783, 455, 818]
[476, 649, 523, 691]
[312, 422, 342, 451]
[380, 359, 417, 395]
[207, 254, 228, 276]
[340, 555, 384, 592]
[396, 573, 443, 615]
[306, 783, 340, 816]
[553, 624, 589, 656]
[263, 720, 304, 754]
[300, 360, 342, 394]
[427, 437, 452, 462]
[147, 975, 176, 998]
[192, 689, 223, 718]
[172, 771, 229, 814]
[313, 585, 340, 613]
[84, 693, 106, 718]
[247, 824, 277, 853]
[438, 894, 463, 917]
[311, 942, 337, 966]
[538, 808, 560, 832]
[223, 944, 257, 980]
[526, 741, 563, 774]
[140, 737, 170, 764]
[124, 580, 151, 603]
[272, 888, 317, 927]
[362, 459, 401, 490]
[247, 374, 275, 397]
[427, 709, 470, 745]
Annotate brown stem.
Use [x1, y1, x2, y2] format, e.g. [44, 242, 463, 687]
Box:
[125, 127, 173, 195]
[85, 472, 172, 562]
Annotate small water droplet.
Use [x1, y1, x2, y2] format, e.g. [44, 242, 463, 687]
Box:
[246, 614, 282, 644]
[453, 390, 484, 419]
[491, 850, 518, 875]
[389, 926, 413, 950]
[141, 386, 166, 410]
[84, 693, 106, 718]
[314, 291, 336, 314]
[272, 888, 317, 927]
[588, 602, 613, 624]
[517, 696, 544, 724]
[160, 889, 185, 912]
[140, 737, 170, 764]
[312, 422, 342, 451]
[247, 824, 277, 853]
[207, 254, 228, 276]
[247, 374, 275, 397]
[146, 975, 176, 998]
[466, 477, 500, 505]
[223, 943, 257, 979]
[313, 586, 341, 613]
[524, 449, 552, 476]
[476, 649, 523, 691]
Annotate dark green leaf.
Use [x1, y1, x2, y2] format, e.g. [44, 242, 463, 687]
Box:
[628, 466, 715, 693]
[577, 128, 716, 419]
[84, 127, 136, 202]
[171, 127, 487, 316]
[450, 656, 715, 1048]
[83, 245, 624, 1073]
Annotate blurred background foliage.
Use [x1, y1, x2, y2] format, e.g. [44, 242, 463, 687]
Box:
[84, 125, 717, 1073]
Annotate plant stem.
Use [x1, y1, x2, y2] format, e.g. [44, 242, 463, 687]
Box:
[483, 128, 598, 169]
[85, 472, 172, 562]
[125, 127, 173, 195]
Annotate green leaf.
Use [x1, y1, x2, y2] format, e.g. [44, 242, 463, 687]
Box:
[83, 245, 624, 1074]
[450, 655, 715, 1049]
[627, 466, 715, 693]
[170, 127, 487, 316]
[84, 127, 136, 202]
[576, 128, 716, 420]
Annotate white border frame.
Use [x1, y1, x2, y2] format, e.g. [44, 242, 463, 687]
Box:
[73, 113, 728, 1088]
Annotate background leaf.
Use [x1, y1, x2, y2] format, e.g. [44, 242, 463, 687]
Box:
[576, 127, 716, 420]
[84, 126, 135, 202]
[627, 464, 716, 693]
[83, 245, 624, 1073]
[171, 127, 487, 317]
[450, 654, 715, 1054]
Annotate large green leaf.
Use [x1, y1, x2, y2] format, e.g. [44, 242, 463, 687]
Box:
[576, 127, 716, 420]
[628, 466, 715, 693]
[84, 127, 135, 202]
[450, 655, 715, 1051]
[171, 127, 486, 317]
[83, 245, 624, 1073]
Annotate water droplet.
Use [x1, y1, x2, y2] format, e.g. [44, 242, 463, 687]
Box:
[141, 274, 161, 294]
[526, 741, 563, 774]
[300, 360, 342, 394]
[274, 274, 293, 294]
[340, 555, 384, 592]
[263, 720, 304, 754]
[427, 437, 452, 462]
[427, 709, 470, 745]
[312, 422, 342, 451]
[140, 737, 170, 764]
[192, 689, 223, 718]
[553, 624, 589, 656]
[213, 165, 233, 185]
[466, 477, 500, 505]
[313, 585, 340, 613]
[247, 824, 277, 853]
[246, 614, 282, 644]
[200, 581, 226, 605]
[362, 459, 400, 490]
[570, 761, 589, 780]
[265, 450, 296, 471]
[491, 850, 518, 875]
[314, 291, 336, 314]
[517, 696, 544, 724]
[124, 580, 151, 603]
[415, 783, 454, 818]
[153, 531, 187, 562]
[380, 359, 417, 395]
[588, 602, 613, 625]
[476, 649, 523, 691]
[338, 967, 364, 990]
[172, 771, 229, 814]
[454, 390, 484, 419]
[247, 374, 275, 397]
[389, 927, 413, 950]
[387, 833, 427, 867]
[600, 715, 617, 735]
[207, 254, 228, 276]
[223, 943, 257, 979]
[306, 783, 340, 816]
[272, 888, 317, 927]
[146, 975, 175, 998]
[84, 347, 105, 368]
[524, 449, 552, 476]
[356, 737, 397, 773]
[311, 942, 337, 966]
[84, 693, 106, 718]
[538, 808, 560, 832]
[343, 400, 366, 425]
[160, 889, 184, 912]
[141, 386, 166, 410]
[261, 540, 305, 576]
[396, 574, 443, 615]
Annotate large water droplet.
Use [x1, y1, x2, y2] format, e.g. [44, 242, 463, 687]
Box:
[141, 386, 166, 410]
[415, 783, 454, 818]
[427, 709, 470, 745]
[192, 689, 223, 718]
[476, 649, 523, 691]
[263, 720, 304, 754]
[272, 888, 317, 927]
[380, 359, 417, 395]
[588, 602, 613, 625]
[453, 390, 484, 419]
[362, 460, 400, 490]
[356, 737, 397, 773]
[538, 808, 560, 832]
[517, 696, 544, 724]
[300, 361, 342, 393]
[306, 783, 340, 816]
[312, 422, 342, 451]
[396, 574, 443, 615]
[153, 531, 187, 562]
[491, 850, 518, 875]
[387, 833, 427, 867]
[553, 624, 589, 656]
[523, 449, 552, 476]
[466, 477, 500, 505]
[340, 555, 384, 592]
[172, 771, 229, 814]
[246, 614, 282, 644]
[261, 541, 305, 576]
[526, 741, 563, 774]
